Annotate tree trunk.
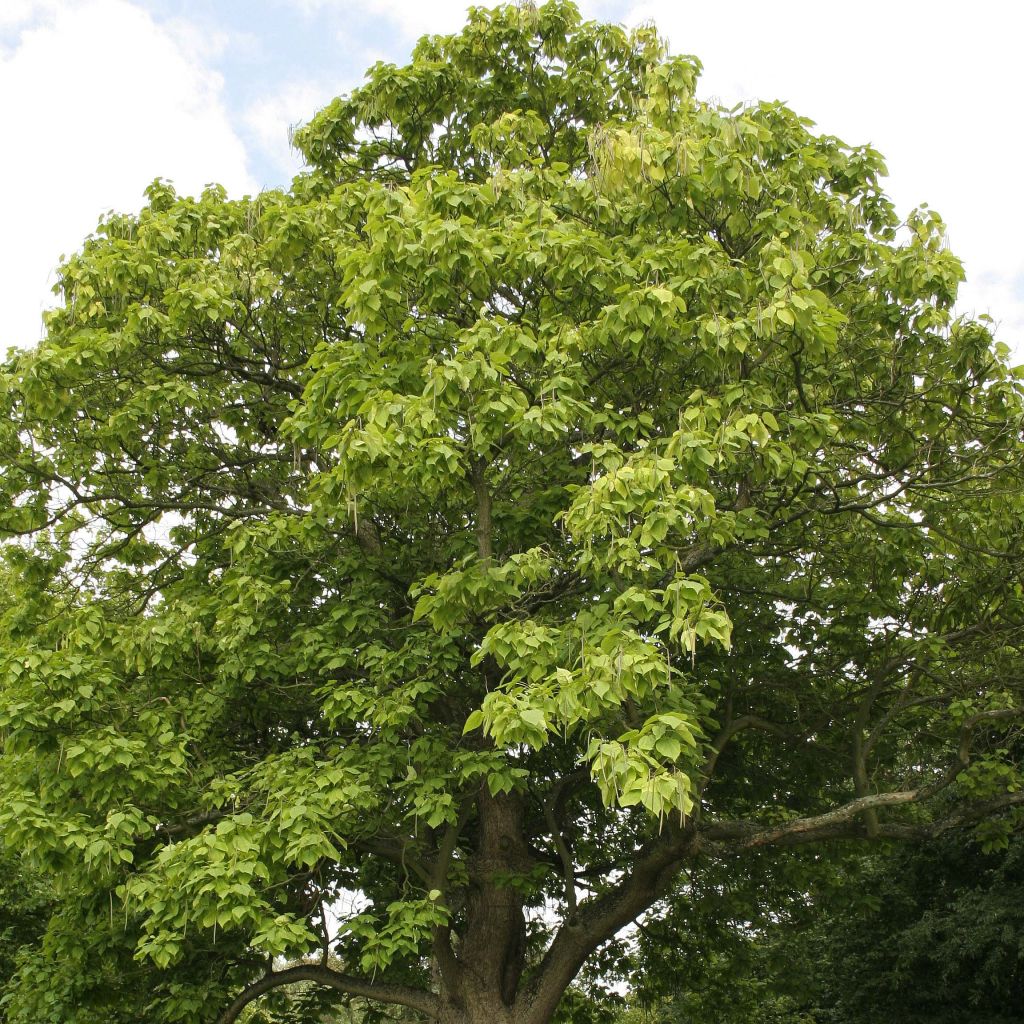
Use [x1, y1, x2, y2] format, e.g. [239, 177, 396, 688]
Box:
[437, 789, 532, 1024]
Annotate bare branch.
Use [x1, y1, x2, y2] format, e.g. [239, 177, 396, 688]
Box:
[700, 790, 922, 849]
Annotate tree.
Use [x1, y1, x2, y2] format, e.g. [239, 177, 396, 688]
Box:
[0, 850, 53, 1019]
[622, 830, 1024, 1024]
[1, 2, 1023, 1021]
[808, 832, 1024, 1022]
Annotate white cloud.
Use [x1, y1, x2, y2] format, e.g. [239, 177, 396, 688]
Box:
[0, 0, 255, 355]
[363, 0, 481, 39]
[160, 12, 233, 67]
[302, 0, 476, 42]
[242, 80, 341, 185]
[624, 0, 1024, 352]
[0, 0, 49, 31]
[328, 0, 627, 42]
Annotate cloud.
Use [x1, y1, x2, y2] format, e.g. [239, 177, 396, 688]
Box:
[242, 80, 342, 185]
[238, 0, 480, 188]
[298, 0, 475, 43]
[0, 0, 50, 32]
[308, 0, 623, 49]
[0, 0, 255, 355]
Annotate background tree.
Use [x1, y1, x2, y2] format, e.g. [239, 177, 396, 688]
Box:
[0, 851, 53, 1021]
[809, 832, 1024, 1023]
[1, 2, 1023, 1022]
[617, 830, 1024, 1023]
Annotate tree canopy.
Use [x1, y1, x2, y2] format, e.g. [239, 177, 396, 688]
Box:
[1, 3, 1023, 1022]
[810, 833, 1024, 1023]
[618, 829, 1024, 1023]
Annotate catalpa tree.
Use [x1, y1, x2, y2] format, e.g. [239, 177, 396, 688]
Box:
[2, 3, 1023, 1022]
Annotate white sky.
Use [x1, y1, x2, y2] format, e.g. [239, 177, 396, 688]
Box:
[1, 0, 1021, 357]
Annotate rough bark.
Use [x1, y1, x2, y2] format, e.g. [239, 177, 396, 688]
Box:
[455, 790, 532, 1018]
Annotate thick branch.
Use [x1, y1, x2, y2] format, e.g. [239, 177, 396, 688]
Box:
[926, 790, 1024, 835]
[542, 792, 577, 916]
[700, 790, 922, 849]
[429, 799, 474, 1000]
[852, 675, 891, 838]
[216, 963, 440, 1024]
[700, 787, 1024, 850]
[430, 797, 474, 893]
[518, 824, 696, 1024]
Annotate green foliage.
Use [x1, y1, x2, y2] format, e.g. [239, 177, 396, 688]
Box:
[1, 2, 1023, 1021]
[0, 851, 53, 1020]
[626, 835, 1024, 1024]
[621, 849, 827, 1023]
[813, 835, 1024, 1023]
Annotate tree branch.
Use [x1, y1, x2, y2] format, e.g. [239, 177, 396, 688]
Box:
[430, 796, 474, 893]
[470, 457, 493, 564]
[700, 787, 1024, 851]
[216, 963, 440, 1024]
[542, 790, 577, 917]
[364, 841, 433, 886]
[700, 790, 922, 849]
[700, 714, 792, 793]
[518, 823, 697, 1024]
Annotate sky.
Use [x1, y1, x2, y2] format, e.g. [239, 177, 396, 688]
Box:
[2, 0, 1021, 357]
